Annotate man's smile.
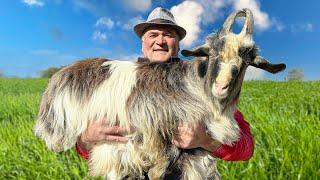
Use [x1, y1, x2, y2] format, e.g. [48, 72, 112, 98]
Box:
[153, 49, 169, 52]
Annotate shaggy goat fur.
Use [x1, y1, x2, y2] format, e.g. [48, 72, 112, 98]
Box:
[35, 57, 239, 179]
[35, 9, 286, 180]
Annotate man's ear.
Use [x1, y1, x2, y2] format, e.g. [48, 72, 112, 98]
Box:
[141, 37, 144, 53]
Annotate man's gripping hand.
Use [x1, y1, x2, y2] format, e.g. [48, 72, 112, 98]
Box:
[78, 118, 128, 150]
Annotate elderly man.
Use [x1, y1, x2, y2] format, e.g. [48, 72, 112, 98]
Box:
[76, 7, 254, 177]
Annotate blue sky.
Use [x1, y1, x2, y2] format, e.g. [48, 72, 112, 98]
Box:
[0, 0, 319, 80]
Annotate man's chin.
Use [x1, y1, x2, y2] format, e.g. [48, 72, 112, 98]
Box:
[151, 54, 170, 62]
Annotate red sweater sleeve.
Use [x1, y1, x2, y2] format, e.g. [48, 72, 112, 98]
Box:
[212, 110, 254, 161]
[76, 142, 89, 160]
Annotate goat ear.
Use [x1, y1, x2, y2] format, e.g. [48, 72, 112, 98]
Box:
[251, 56, 286, 74]
[181, 45, 209, 57]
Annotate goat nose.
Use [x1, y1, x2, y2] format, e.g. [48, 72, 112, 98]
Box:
[215, 82, 229, 93]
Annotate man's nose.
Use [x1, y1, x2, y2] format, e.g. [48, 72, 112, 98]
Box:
[155, 35, 165, 45]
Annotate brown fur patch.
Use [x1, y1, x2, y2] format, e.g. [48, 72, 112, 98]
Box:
[37, 57, 111, 136]
[52, 57, 111, 101]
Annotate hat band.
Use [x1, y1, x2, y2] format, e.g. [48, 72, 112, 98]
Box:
[148, 19, 176, 25]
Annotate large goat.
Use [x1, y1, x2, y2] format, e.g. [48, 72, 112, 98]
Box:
[35, 9, 286, 180]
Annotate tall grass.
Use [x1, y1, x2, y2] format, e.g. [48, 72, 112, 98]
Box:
[0, 78, 90, 179]
[0, 78, 319, 179]
[218, 81, 320, 179]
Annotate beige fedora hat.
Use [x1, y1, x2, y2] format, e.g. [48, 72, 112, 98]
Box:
[134, 7, 187, 40]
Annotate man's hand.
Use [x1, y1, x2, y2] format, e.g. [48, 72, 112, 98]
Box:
[78, 118, 128, 150]
[172, 122, 221, 152]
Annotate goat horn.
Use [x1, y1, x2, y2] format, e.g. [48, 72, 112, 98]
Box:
[221, 9, 254, 39]
[221, 10, 239, 35]
[239, 8, 254, 45]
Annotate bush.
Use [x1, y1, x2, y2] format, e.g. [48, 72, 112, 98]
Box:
[40, 67, 61, 78]
[285, 69, 304, 81]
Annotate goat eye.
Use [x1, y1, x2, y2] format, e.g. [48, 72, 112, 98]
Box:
[238, 47, 248, 56]
[238, 47, 256, 63]
[231, 65, 239, 77]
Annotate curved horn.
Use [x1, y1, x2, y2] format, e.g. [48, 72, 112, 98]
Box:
[220, 10, 239, 35]
[240, 9, 253, 35]
[221, 9, 254, 44]
[239, 8, 254, 37]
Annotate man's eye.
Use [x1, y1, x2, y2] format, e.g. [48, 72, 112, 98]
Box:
[164, 33, 173, 37]
[149, 34, 157, 38]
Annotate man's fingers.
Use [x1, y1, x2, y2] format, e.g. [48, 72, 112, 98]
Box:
[102, 126, 127, 135]
[105, 135, 128, 142]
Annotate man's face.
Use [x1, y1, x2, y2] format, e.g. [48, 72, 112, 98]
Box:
[142, 26, 180, 62]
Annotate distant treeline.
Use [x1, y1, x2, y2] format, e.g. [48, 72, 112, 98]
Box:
[0, 66, 306, 81]
[38, 66, 305, 81]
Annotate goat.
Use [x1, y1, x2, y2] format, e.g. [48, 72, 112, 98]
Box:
[35, 9, 286, 180]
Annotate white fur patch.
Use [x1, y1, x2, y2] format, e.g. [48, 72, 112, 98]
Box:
[88, 60, 138, 128]
[40, 60, 138, 152]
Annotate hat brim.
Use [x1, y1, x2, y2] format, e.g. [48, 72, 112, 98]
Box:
[134, 22, 186, 40]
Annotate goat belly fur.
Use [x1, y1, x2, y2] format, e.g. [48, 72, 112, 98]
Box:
[35, 57, 240, 179]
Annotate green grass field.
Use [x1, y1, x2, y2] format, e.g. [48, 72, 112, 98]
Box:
[0, 78, 319, 179]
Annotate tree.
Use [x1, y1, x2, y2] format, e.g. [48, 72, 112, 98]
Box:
[285, 69, 304, 81]
[40, 67, 61, 78]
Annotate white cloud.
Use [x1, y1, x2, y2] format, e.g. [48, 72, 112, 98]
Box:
[271, 17, 285, 32]
[232, 0, 270, 31]
[305, 23, 314, 31]
[121, 0, 152, 12]
[195, 0, 275, 32]
[122, 16, 144, 30]
[290, 22, 314, 33]
[244, 66, 265, 80]
[22, 0, 44, 7]
[92, 30, 107, 43]
[195, 0, 230, 25]
[95, 17, 114, 29]
[171, 1, 204, 47]
[168, 0, 276, 47]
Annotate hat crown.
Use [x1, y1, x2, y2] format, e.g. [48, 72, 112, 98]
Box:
[133, 7, 186, 40]
[147, 7, 176, 24]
